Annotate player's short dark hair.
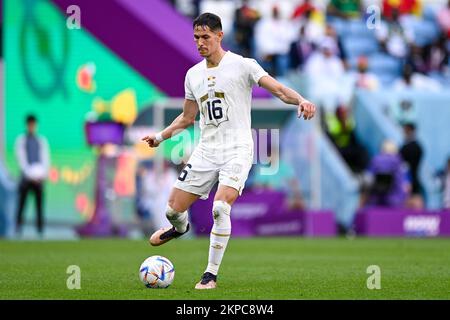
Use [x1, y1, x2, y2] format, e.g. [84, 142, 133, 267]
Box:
[403, 122, 416, 131]
[193, 13, 222, 31]
[26, 114, 37, 124]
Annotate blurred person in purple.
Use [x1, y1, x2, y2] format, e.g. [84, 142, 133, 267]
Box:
[364, 140, 411, 208]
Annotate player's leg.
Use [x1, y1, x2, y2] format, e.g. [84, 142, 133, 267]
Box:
[195, 154, 253, 289]
[150, 153, 219, 246]
[149, 187, 199, 246]
[208, 185, 238, 276]
[15, 179, 30, 236]
[195, 185, 237, 289]
[33, 182, 44, 237]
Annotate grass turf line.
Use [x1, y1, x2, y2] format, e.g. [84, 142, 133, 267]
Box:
[0, 238, 449, 299]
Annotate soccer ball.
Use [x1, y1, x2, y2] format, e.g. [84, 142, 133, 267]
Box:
[139, 255, 175, 288]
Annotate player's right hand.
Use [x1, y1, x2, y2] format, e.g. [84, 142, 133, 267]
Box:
[142, 135, 161, 148]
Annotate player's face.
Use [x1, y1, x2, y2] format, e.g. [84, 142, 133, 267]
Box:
[194, 26, 223, 57]
[27, 121, 37, 134]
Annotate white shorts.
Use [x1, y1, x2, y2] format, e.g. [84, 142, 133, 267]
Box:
[174, 146, 253, 200]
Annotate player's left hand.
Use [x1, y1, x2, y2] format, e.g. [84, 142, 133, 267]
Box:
[298, 100, 316, 120]
[142, 135, 161, 148]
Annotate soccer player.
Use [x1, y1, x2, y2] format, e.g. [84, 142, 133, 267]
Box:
[142, 13, 316, 289]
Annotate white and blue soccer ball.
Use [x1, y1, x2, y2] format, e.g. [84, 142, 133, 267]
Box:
[139, 255, 175, 288]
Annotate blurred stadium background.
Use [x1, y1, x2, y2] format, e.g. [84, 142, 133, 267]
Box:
[1, 0, 450, 241]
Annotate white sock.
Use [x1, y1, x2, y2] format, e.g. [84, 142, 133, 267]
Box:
[165, 206, 188, 233]
[205, 200, 231, 276]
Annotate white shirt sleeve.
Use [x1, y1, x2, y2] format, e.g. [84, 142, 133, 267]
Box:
[184, 72, 195, 101]
[244, 58, 269, 87]
[15, 135, 30, 176]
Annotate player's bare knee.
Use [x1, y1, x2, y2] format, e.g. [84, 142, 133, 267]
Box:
[215, 188, 239, 205]
[167, 199, 184, 213]
[167, 197, 177, 210]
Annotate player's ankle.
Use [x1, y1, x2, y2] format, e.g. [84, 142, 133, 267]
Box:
[175, 224, 188, 233]
[205, 267, 218, 276]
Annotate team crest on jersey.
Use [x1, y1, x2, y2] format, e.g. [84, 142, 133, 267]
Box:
[207, 76, 216, 87]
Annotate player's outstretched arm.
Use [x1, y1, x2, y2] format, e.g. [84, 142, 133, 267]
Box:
[142, 99, 199, 148]
[258, 75, 316, 120]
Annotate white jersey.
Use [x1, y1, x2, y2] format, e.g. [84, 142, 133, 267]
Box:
[184, 51, 268, 159]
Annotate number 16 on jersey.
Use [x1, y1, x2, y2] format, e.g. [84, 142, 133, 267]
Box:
[202, 95, 228, 126]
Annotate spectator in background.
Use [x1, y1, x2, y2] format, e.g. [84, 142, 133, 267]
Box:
[399, 123, 424, 209]
[291, 1, 325, 44]
[393, 63, 442, 91]
[364, 140, 410, 208]
[427, 35, 449, 75]
[382, 0, 422, 19]
[305, 37, 344, 77]
[390, 98, 417, 125]
[324, 24, 346, 62]
[233, 0, 260, 57]
[407, 44, 429, 74]
[15, 115, 50, 238]
[352, 56, 380, 90]
[376, 8, 414, 59]
[324, 105, 369, 174]
[288, 25, 315, 71]
[255, 5, 294, 77]
[327, 0, 361, 20]
[437, 0, 450, 39]
[304, 37, 345, 109]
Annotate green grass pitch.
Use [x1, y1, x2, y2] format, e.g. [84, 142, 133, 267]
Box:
[1, 238, 449, 299]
